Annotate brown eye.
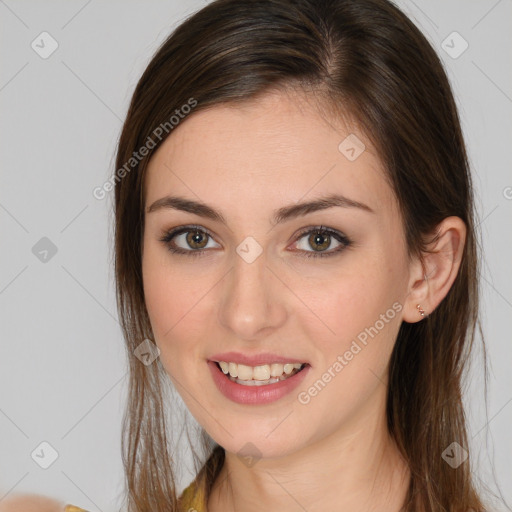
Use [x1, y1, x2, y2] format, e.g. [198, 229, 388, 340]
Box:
[159, 225, 221, 256]
[307, 231, 331, 252]
[293, 226, 352, 259]
[186, 230, 209, 249]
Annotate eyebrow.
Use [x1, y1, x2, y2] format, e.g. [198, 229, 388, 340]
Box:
[146, 193, 375, 225]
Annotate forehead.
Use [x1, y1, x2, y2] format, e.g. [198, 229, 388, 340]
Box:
[144, 90, 396, 219]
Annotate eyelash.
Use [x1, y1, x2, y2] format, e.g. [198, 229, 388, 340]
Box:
[158, 224, 352, 259]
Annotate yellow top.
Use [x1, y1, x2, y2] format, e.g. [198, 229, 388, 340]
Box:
[64, 477, 206, 512]
[177, 475, 207, 511]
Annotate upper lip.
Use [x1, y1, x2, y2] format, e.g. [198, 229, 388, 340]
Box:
[209, 351, 308, 366]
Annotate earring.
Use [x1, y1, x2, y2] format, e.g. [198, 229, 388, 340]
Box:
[416, 304, 425, 317]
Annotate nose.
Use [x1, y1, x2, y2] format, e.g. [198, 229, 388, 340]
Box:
[217, 245, 287, 342]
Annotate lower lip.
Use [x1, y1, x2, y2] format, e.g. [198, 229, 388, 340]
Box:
[207, 360, 310, 405]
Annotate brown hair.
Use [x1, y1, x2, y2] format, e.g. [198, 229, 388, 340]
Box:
[113, 0, 487, 510]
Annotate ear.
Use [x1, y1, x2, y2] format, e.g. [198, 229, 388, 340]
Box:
[402, 216, 466, 323]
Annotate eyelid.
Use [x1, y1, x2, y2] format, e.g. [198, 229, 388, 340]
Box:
[289, 225, 351, 257]
[159, 224, 220, 253]
[159, 224, 352, 258]
[293, 225, 350, 244]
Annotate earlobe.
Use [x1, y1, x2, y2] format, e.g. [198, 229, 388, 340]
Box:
[402, 216, 466, 323]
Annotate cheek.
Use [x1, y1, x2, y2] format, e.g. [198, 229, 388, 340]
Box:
[142, 246, 203, 367]
[303, 250, 405, 372]
[294, 277, 403, 421]
[311, 254, 401, 325]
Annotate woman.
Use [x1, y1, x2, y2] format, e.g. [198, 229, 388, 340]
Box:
[72, 0, 487, 510]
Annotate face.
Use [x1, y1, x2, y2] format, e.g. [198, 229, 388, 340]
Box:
[142, 89, 413, 459]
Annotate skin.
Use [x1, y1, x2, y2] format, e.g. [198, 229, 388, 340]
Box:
[0, 494, 65, 512]
[142, 88, 466, 512]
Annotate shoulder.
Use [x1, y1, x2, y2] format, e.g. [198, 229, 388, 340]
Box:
[0, 494, 80, 512]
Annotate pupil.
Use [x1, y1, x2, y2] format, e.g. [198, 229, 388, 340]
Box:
[311, 232, 329, 251]
[188, 230, 207, 248]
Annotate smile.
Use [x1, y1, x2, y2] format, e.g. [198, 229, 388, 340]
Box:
[217, 361, 305, 386]
[208, 360, 310, 405]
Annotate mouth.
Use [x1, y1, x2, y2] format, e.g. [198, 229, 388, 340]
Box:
[208, 358, 311, 405]
[214, 361, 308, 386]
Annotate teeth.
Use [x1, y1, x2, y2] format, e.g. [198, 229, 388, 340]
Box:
[217, 361, 305, 381]
[234, 376, 281, 386]
[237, 364, 253, 380]
[253, 365, 271, 380]
[228, 362, 238, 378]
[283, 364, 294, 375]
[270, 363, 284, 377]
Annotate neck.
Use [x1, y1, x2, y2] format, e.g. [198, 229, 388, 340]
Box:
[207, 389, 411, 512]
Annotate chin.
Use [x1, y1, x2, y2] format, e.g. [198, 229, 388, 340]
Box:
[207, 420, 310, 462]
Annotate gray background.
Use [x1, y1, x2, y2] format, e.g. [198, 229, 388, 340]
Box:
[0, 1, 511, 511]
